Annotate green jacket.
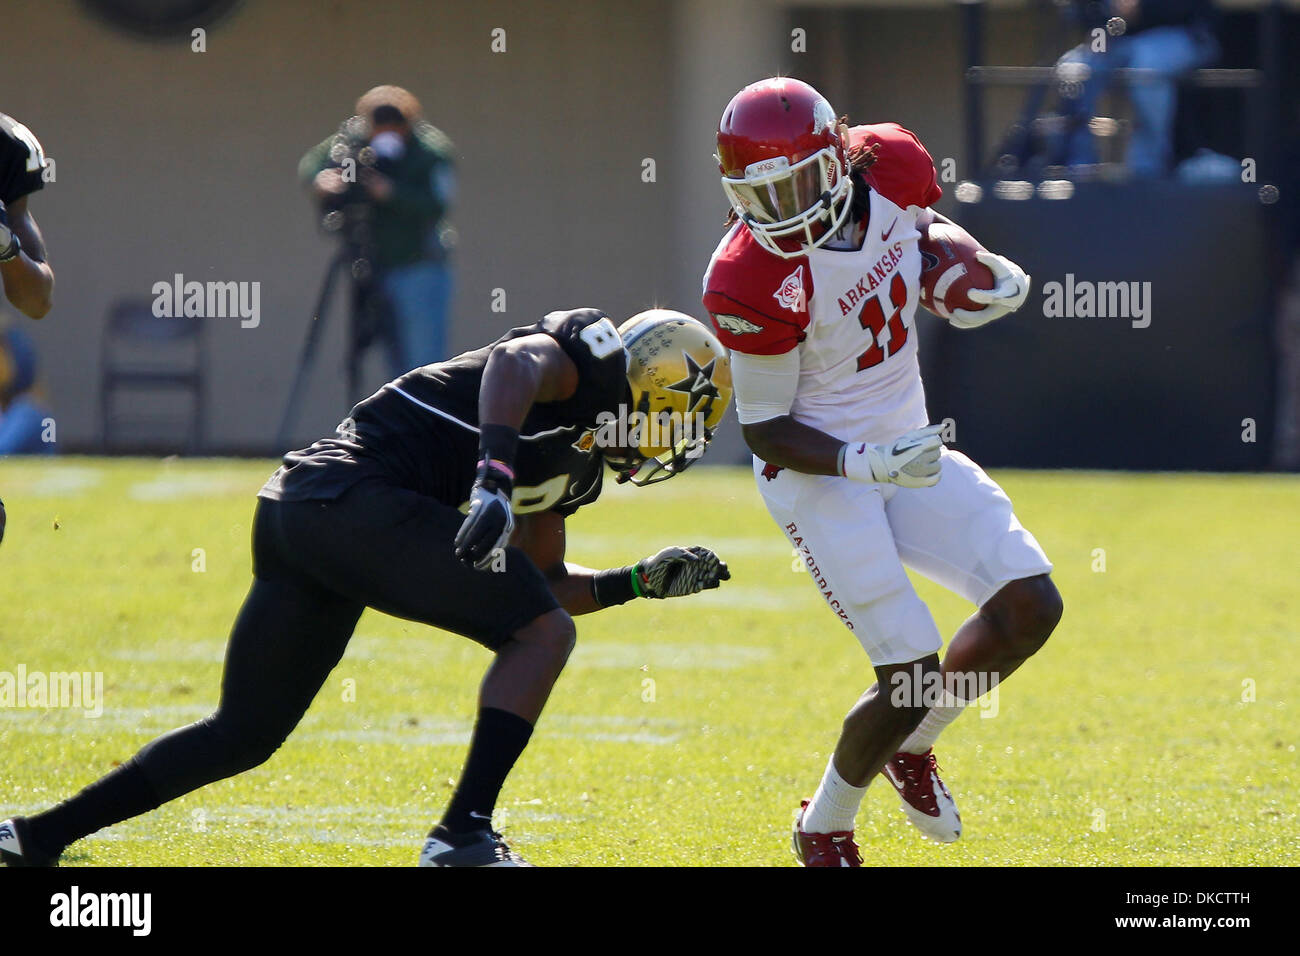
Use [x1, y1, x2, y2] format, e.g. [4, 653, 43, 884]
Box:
[300, 121, 455, 268]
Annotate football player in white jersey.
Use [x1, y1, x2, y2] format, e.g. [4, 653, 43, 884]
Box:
[702, 77, 1063, 866]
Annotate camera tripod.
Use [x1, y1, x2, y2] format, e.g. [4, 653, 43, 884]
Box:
[273, 245, 388, 450]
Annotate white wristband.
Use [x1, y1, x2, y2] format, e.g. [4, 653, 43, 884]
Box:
[840, 441, 888, 483]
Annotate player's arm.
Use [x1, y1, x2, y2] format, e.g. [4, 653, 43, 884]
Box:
[453, 334, 579, 569]
[732, 348, 944, 487]
[914, 207, 1030, 329]
[511, 510, 600, 615]
[513, 509, 730, 615]
[732, 350, 840, 475]
[0, 196, 54, 319]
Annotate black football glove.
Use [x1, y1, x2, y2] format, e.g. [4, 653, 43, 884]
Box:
[0, 201, 19, 262]
[453, 460, 515, 571]
[638, 546, 730, 598]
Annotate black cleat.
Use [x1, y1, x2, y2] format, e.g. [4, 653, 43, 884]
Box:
[0, 817, 59, 867]
[417, 824, 531, 867]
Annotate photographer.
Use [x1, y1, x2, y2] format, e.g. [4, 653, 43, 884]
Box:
[300, 85, 455, 379]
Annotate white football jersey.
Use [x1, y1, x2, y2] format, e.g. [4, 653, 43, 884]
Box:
[703, 187, 928, 444]
[790, 187, 927, 443]
[704, 122, 945, 445]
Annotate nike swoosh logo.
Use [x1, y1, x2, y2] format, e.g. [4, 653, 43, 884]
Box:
[881, 218, 897, 242]
[891, 439, 922, 456]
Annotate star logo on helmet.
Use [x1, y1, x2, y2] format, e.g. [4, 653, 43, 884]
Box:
[666, 352, 720, 412]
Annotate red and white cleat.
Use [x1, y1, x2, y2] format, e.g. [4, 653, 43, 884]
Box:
[791, 799, 862, 867]
[881, 749, 962, 843]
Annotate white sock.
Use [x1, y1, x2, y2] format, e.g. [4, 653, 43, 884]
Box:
[802, 755, 867, 833]
[900, 689, 968, 754]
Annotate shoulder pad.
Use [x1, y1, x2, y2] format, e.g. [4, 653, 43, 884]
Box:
[852, 123, 942, 210]
[702, 226, 811, 355]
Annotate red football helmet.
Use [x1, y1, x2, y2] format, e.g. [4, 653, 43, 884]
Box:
[716, 77, 854, 258]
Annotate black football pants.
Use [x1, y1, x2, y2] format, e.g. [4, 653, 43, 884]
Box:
[131, 478, 560, 805]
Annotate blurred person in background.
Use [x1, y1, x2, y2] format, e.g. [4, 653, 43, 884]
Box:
[0, 324, 55, 456]
[301, 85, 455, 380]
[1053, 0, 1220, 177]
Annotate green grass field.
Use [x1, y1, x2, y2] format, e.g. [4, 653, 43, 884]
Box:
[1, 457, 1296, 866]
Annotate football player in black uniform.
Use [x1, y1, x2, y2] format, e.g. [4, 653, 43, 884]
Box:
[0, 112, 54, 545]
[1, 307, 733, 867]
[0, 112, 51, 319]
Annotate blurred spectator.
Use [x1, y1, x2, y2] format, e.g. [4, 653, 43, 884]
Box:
[0, 324, 54, 454]
[1054, 1, 1220, 177]
[300, 85, 455, 378]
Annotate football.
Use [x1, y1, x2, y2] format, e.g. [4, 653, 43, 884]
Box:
[918, 221, 996, 319]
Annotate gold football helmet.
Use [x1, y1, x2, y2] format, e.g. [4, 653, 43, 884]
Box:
[608, 309, 733, 485]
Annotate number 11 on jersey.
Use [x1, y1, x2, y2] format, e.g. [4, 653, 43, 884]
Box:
[856, 271, 909, 372]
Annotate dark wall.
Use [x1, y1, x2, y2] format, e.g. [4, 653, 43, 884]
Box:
[923, 182, 1279, 470]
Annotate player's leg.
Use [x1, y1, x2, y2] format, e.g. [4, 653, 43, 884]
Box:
[933, 575, 1062, 693]
[889, 574, 1060, 761]
[885, 448, 1061, 789]
[270, 478, 573, 865]
[5, 501, 363, 865]
[419, 606, 575, 866]
[757, 463, 943, 864]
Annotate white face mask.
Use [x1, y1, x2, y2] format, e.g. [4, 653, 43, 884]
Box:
[720, 147, 854, 259]
[370, 130, 407, 160]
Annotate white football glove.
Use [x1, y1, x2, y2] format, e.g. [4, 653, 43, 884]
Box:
[947, 251, 1031, 330]
[841, 424, 945, 489]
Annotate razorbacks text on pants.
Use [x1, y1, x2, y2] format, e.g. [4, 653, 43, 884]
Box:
[785, 521, 853, 630]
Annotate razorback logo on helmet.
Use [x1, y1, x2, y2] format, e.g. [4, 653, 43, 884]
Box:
[773, 265, 807, 313]
[713, 313, 764, 336]
[812, 96, 836, 133]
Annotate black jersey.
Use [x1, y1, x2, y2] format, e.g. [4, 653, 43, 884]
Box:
[261, 308, 629, 516]
[0, 113, 46, 205]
